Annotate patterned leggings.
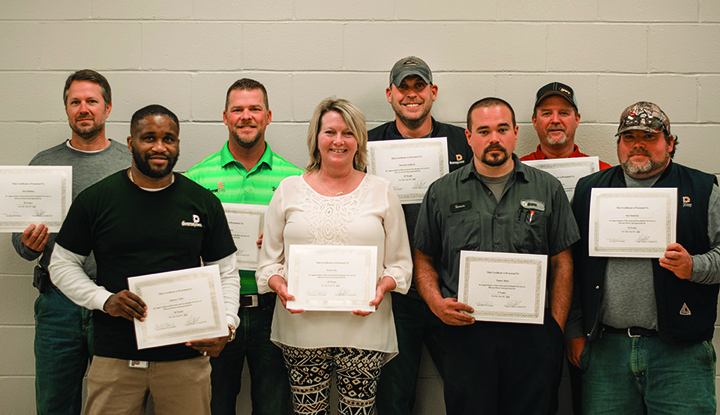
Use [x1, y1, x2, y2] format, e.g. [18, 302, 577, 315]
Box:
[281, 345, 384, 415]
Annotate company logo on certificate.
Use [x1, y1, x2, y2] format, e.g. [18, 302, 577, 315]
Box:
[522, 157, 600, 201]
[458, 251, 548, 324]
[589, 188, 677, 258]
[367, 137, 449, 204]
[128, 265, 228, 349]
[287, 245, 377, 312]
[0, 166, 72, 232]
[222, 203, 267, 270]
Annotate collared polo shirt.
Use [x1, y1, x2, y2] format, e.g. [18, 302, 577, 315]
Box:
[185, 141, 303, 294]
[414, 154, 579, 298]
[520, 144, 612, 170]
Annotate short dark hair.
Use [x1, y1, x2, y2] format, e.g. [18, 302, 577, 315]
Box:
[130, 105, 180, 136]
[466, 97, 516, 131]
[225, 78, 269, 111]
[63, 69, 111, 107]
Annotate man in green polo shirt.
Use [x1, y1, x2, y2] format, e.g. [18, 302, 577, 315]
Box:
[185, 78, 303, 415]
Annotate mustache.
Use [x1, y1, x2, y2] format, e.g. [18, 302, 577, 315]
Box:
[483, 143, 506, 154]
[628, 150, 651, 157]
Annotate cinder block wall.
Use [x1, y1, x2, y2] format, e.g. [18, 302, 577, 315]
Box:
[1, 1, 719, 414]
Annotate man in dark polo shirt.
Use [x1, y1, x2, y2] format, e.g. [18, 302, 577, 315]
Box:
[414, 97, 579, 415]
[369, 55, 473, 415]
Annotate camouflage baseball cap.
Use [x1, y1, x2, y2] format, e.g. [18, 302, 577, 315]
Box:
[389, 56, 432, 87]
[616, 101, 671, 137]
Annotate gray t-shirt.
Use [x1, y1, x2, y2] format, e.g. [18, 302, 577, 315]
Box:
[12, 140, 132, 277]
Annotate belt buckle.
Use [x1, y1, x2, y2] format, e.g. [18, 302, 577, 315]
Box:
[251, 294, 259, 307]
[627, 328, 641, 338]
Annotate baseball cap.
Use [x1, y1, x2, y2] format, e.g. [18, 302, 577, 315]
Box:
[389, 56, 432, 87]
[616, 101, 671, 137]
[534, 82, 578, 111]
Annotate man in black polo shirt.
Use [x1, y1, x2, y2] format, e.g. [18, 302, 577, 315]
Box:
[369, 55, 473, 415]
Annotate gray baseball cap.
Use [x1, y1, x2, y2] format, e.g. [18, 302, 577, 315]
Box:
[389, 56, 433, 87]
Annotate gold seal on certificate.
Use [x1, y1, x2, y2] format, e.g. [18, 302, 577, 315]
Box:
[0, 166, 72, 232]
[589, 188, 677, 258]
[286, 245, 378, 312]
[522, 157, 600, 201]
[457, 251, 548, 324]
[367, 137, 449, 204]
[128, 265, 228, 349]
[222, 203, 267, 270]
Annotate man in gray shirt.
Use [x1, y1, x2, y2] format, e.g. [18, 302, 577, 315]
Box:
[568, 101, 720, 414]
[12, 70, 131, 415]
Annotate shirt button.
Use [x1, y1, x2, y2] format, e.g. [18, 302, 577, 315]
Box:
[494, 239, 500, 244]
[488, 191, 492, 196]
[494, 214, 499, 219]
[595, 286, 600, 290]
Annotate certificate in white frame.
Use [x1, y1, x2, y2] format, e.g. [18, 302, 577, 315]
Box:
[0, 166, 72, 232]
[129, 265, 228, 349]
[522, 157, 600, 201]
[286, 245, 377, 312]
[222, 203, 267, 271]
[458, 251, 548, 324]
[367, 137, 449, 204]
[589, 187, 677, 258]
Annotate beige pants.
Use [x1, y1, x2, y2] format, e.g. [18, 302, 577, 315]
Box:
[85, 355, 211, 415]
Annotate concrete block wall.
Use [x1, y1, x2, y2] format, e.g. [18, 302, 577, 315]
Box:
[1, 1, 719, 413]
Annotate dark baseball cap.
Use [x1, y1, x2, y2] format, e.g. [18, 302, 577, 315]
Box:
[534, 82, 578, 111]
[389, 56, 433, 87]
[616, 101, 671, 136]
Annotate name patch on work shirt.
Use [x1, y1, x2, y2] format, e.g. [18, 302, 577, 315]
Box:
[450, 201, 472, 213]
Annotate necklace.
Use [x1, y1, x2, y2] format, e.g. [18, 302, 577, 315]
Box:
[318, 171, 356, 196]
[128, 169, 175, 187]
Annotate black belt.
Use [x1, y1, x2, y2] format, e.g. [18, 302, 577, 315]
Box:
[239, 293, 276, 308]
[603, 325, 658, 337]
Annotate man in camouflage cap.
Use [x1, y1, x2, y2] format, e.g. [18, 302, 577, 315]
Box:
[566, 101, 720, 414]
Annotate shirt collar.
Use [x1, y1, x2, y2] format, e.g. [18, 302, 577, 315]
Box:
[219, 141, 274, 172]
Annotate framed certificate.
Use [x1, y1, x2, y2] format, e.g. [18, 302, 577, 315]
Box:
[286, 245, 377, 312]
[222, 203, 267, 270]
[522, 157, 600, 201]
[589, 188, 677, 258]
[0, 166, 72, 232]
[128, 265, 228, 349]
[367, 137, 449, 204]
[458, 251, 548, 324]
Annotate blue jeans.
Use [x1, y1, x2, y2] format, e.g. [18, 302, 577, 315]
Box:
[210, 304, 290, 415]
[582, 331, 717, 415]
[375, 292, 444, 415]
[34, 286, 93, 415]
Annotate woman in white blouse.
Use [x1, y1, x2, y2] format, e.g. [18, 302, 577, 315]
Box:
[256, 97, 412, 415]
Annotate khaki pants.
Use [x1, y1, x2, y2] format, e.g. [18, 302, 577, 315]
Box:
[85, 355, 211, 415]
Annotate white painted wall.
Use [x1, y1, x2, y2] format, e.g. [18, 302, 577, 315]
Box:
[1, 1, 719, 413]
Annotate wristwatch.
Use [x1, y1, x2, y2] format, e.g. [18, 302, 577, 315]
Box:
[227, 324, 237, 342]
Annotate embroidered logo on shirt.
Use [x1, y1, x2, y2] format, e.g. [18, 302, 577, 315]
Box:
[456, 154, 463, 161]
[682, 196, 692, 208]
[679, 303, 691, 316]
[181, 214, 203, 228]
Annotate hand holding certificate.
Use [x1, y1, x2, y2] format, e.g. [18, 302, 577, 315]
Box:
[286, 245, 378, 312]
[0, 166, 72, 232]
[367, 137, 449, 204]
[128, 265, 228, 349]
[589, 188, 677, 258]
[457, 251, 548, 324]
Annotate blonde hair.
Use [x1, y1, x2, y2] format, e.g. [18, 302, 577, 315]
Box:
[306, 97, 368, 172]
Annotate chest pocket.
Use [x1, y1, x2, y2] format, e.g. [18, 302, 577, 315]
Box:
[445, 201, 483, 250]
[512, 199, 548, 254]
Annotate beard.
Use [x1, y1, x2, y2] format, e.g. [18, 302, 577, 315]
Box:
[544, 130, 567, 146]
[481, 143, 509, 167]
[391, 100, 432, 131]
[70, 118, 105, 140]
[620, 150, 669, 177]
[230, 127, 263, 149]
[131, 145, 179, 179]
